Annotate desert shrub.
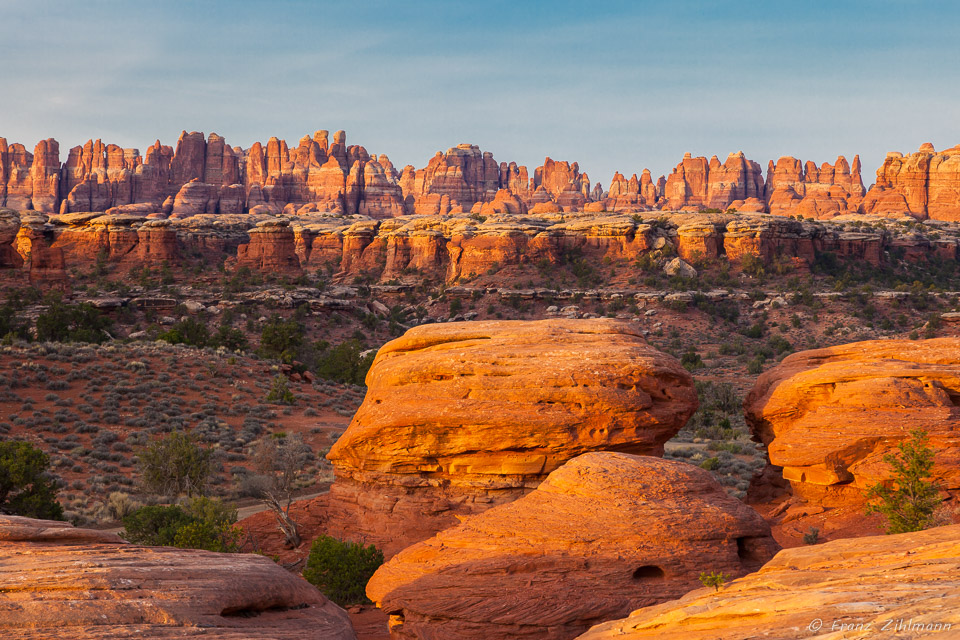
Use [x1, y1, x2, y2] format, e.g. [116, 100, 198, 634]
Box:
[0, 441, 64, 519]
[265, 375, 296, 405]
[865, 428, 942, 533]
[315, 340, 375, 386]
[158, 318, 210, 348]
[258, 315, 303, 364]
[213, 324, 248, 351]
[138, 431, 212, 497]
[35, 300, 112, 344]
[698, 570, 729, 591]
[303, 536, 384, 606]
[121, 496, 240, 552]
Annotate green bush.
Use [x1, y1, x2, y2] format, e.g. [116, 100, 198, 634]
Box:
[865, 428, 942, 534]
[266, 374, 296, 405]
[258, 315, 303, 364]
[158, 318, 210, 347]
[0, 441, 63, 520]
[121, 497, 240, 552]
[137, 431, 212, 497]
[303, 536, 384, 606]
[35, 300, 112, 343]
[315, 340, 375, 386]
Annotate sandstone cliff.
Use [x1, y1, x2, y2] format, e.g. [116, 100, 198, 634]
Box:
[861, 142, 960, 220]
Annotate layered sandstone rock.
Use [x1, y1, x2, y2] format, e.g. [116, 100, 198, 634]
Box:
[236, 219, 302, 272]
[862, 143, 960, 221]
[765, 155, 865, 219]
[663, 152, 763, 211]
[744, 338, 960, 507]
[367, 452, 777, 640]
[325, 319, 697, 556]
[0, 515, 356, 639]
[577, 524, 960, 640]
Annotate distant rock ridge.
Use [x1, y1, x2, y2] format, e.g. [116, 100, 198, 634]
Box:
[4, 208, 960, 283]
[2, 132, 959, 219]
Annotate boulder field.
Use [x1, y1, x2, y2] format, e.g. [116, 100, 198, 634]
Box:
[366, 452, 778, 640]
[744, 338, 960, 509]
[576, 523, 960, 639]
[0, 515, 356, 639]
[324, 318, 698, 556]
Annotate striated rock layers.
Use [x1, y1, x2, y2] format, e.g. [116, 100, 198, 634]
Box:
[325, 319, 698, 557]
[0, 515, 356, 639]
[577, 524, 960, 640]
[764, 155, 865, 219]
[5, 209, 954, 282]
[861, 142, 960, 221]
[662, 152, 764, 212]
[744, 338, 960, 508]
[366, 452, 778, 640]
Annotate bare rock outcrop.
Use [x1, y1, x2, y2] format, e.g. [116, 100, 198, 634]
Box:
[577, 524, 960, 640]
[325, 319, 698, 557]
[744, 338, 960, 508]
[0, 515, 356, 639]
[367, 452, 777, 640]
[862, 143, 960, 220]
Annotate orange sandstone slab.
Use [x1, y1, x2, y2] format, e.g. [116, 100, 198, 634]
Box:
[576, 523, 960, 640]
[0, 515, 356, 639]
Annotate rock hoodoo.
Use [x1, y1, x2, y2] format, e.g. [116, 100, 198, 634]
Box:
[0, 515, 356, 639]
[366, 452, 778, 640]
[576, 524, 960, 640]
[325, 318, 698, 556]
[744, 338, 960, 508]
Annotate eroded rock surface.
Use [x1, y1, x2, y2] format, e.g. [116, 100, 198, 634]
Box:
[325, 318, 697, 556]
[0, 515, 356, 639]
[367, 452, 777, 640]
[576, 524, 960, 640]
[744, 338, 960, 507]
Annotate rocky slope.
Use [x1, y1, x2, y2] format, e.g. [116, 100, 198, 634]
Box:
[324, 318, 697, 556]
[744, 338, 960, 508]
[0, 515, 356, 639]
[576, 523, 960, 640]
[366, 452, 777, 640]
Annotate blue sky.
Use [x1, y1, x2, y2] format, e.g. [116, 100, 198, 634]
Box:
[3, 0, 959, 188]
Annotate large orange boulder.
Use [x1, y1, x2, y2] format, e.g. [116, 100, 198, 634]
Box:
[366, 452, 778, 640]
[744, 338, 960, 507]
[325, 319, 697, 556]
[577, 523, 960, 640]
[0, 515, 356, 639]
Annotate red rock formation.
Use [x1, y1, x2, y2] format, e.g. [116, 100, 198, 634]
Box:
[578, 524, 960, 640]
[325, 319, 697, 557]
[663, 152, 762, 211]
[0, 514, 357, 639]
[0, 209, 23, 268]
[862, 143, 960, 220]
[367, 452, 777, 640]
[236, 220, 302, 272]
[402, 144, 501, 214]
[15, 216, 66, 283]
[765, 155, 865, 218]
[534, 157, 591, 210]
[744, 338, 960, 508]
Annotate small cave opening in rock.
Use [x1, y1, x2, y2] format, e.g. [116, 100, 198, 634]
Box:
[737, 536, 765, 566]
[221, 603, 308, 618]
[632, 565, 665, 580]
